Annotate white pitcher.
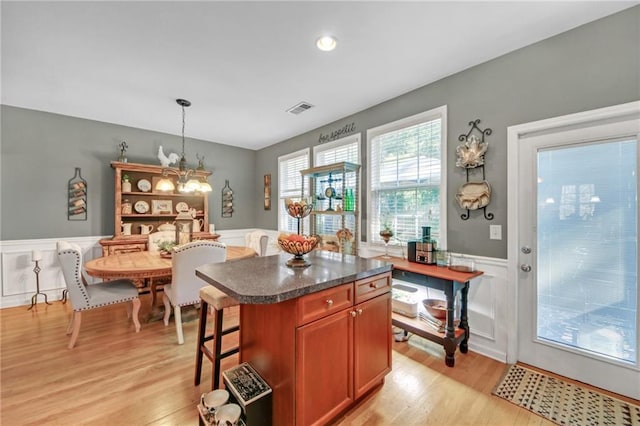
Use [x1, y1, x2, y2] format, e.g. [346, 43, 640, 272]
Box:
[122, 222, 132, 236]
[140, 224, 154, 235]
[192, 218, 204, 232]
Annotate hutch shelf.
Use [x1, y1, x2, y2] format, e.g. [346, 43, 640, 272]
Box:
[300, 161, 360, 255]
[100, 161, 215, 257]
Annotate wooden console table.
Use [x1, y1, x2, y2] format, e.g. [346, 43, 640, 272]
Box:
[377, 256, 483, 367]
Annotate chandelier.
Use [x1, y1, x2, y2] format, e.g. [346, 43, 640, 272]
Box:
[155, 99, 212, 193]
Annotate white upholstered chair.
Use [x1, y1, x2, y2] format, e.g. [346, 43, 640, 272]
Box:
[245, 230, 268, 256]
[162, 240, 227, 345]
[56, 241, 141, 349]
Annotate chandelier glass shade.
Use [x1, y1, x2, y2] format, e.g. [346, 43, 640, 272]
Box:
[155, 99, 212, 193]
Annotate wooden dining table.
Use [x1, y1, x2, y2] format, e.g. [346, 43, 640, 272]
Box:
[84, 245, 257, 279]
[84, 246, 257, 319]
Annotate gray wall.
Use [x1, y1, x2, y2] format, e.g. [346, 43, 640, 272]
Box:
[0, 106, 256, 240]
[2, 7, 638, 255]
[255, 6, 640, 259]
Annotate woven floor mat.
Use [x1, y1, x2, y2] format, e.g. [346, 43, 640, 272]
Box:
[492, 364, 640, 425]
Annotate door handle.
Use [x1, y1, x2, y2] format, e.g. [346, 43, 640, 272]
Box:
[521, 246, 531, 254]
[521, 264, 532, 272]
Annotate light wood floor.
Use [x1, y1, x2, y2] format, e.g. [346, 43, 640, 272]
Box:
[1, 295, 554, 426]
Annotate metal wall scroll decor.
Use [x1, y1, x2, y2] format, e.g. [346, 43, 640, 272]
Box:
[222, 179, 233, 218]
[317, 122, 356, 144]
[68, 167, 87, 221]
[455, 119, 494, 220]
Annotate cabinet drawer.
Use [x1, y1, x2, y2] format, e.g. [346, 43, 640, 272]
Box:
[355, 273, 391, 304]
[107, 244, 146, 256]
[297, 283, 354, 326]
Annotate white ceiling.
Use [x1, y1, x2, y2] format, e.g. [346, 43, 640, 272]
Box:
[2, 1, 636, 150]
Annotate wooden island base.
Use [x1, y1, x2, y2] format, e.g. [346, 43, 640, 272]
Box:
[239, 272, 392, 426]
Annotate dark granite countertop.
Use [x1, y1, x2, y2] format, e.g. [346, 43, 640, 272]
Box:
[195, 251, 392, 304]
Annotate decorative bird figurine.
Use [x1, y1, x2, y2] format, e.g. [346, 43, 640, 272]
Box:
[158, 145, 180, 167]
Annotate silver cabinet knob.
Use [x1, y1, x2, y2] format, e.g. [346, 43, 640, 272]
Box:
[521, 264, 532, 272]
[350, 310, 357, 317]
[326, 299, 334, 307]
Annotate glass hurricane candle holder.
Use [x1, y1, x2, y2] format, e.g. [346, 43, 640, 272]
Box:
[379, 229, 393, 259]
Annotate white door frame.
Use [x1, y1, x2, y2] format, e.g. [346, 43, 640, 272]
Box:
[506, 100, 640, 365]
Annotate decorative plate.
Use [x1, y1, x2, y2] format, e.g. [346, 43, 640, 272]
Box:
[455, 181, 491, 210]
[137, 179, 152, 192]
[134, 200, 150, 214]
[175, 201, 189, 213]
[456, 135, 488, 169]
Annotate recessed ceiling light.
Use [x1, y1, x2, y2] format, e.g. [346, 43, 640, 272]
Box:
[316, 35, 337, 52]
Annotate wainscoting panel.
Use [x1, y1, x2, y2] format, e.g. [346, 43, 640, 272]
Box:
[1, 233, 508, 363]
[0, 237, 105, 308]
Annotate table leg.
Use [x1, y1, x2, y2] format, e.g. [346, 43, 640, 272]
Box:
[459, 283, 470, 353]
[443, 284, 457, 367]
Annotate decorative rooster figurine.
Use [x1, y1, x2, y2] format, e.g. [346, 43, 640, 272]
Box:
[157, 145, 180, 167]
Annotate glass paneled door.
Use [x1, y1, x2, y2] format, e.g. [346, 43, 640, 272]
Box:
[514, 103, 639, 399]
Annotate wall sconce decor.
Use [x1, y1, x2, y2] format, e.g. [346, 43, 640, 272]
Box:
[456, 119, 494, 220]
[222, 179, 233, 218]
[68, 167, 87, 221]
[264, 174, 271, 210]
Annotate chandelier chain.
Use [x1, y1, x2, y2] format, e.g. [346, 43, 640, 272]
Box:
[181, 104, 186, 157]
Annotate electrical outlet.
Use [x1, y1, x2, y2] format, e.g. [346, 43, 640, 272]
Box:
[489, 225, 502, 240]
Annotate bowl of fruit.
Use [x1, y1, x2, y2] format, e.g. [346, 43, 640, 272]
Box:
[277, 233, 320, 267]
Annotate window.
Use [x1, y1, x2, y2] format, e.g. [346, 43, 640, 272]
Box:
[314, 134, 360, 166]
[367, 106, 447, 247]
[278, 148, 309, 233]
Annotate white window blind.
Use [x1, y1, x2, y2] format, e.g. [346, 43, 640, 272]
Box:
[368, 106, 447, 246]
[314, 134, 360, 165]
[278, 148, 309, 232]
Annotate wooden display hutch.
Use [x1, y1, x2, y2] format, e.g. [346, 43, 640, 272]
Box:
[300, 162, 360, 255]
[100, 161, 216, 257]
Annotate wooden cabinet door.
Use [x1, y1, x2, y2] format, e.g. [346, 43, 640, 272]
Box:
[296, 308, 354, 426]
[353, 292, 392, 399]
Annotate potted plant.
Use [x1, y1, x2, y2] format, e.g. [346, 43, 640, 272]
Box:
[158, 241, 177, 258]
[122, 174, 132, 192]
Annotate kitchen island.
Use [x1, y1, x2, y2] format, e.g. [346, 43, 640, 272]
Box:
[196, 251, 393, 426]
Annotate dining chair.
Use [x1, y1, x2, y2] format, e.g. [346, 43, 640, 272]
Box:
[245, 230, 268, 256]
[147, 230, 176, 306]
[56, 241, 141, 349]
[162, 240, 227, 345]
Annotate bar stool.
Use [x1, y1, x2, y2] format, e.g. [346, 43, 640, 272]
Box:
[195, 285, 240, 388]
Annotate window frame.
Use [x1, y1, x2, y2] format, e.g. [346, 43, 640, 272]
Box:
[366, 105, 448, 249]
[278, 147, 310, 233]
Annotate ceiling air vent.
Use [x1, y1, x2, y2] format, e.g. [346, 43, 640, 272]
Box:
[286, 101, 314, 115]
